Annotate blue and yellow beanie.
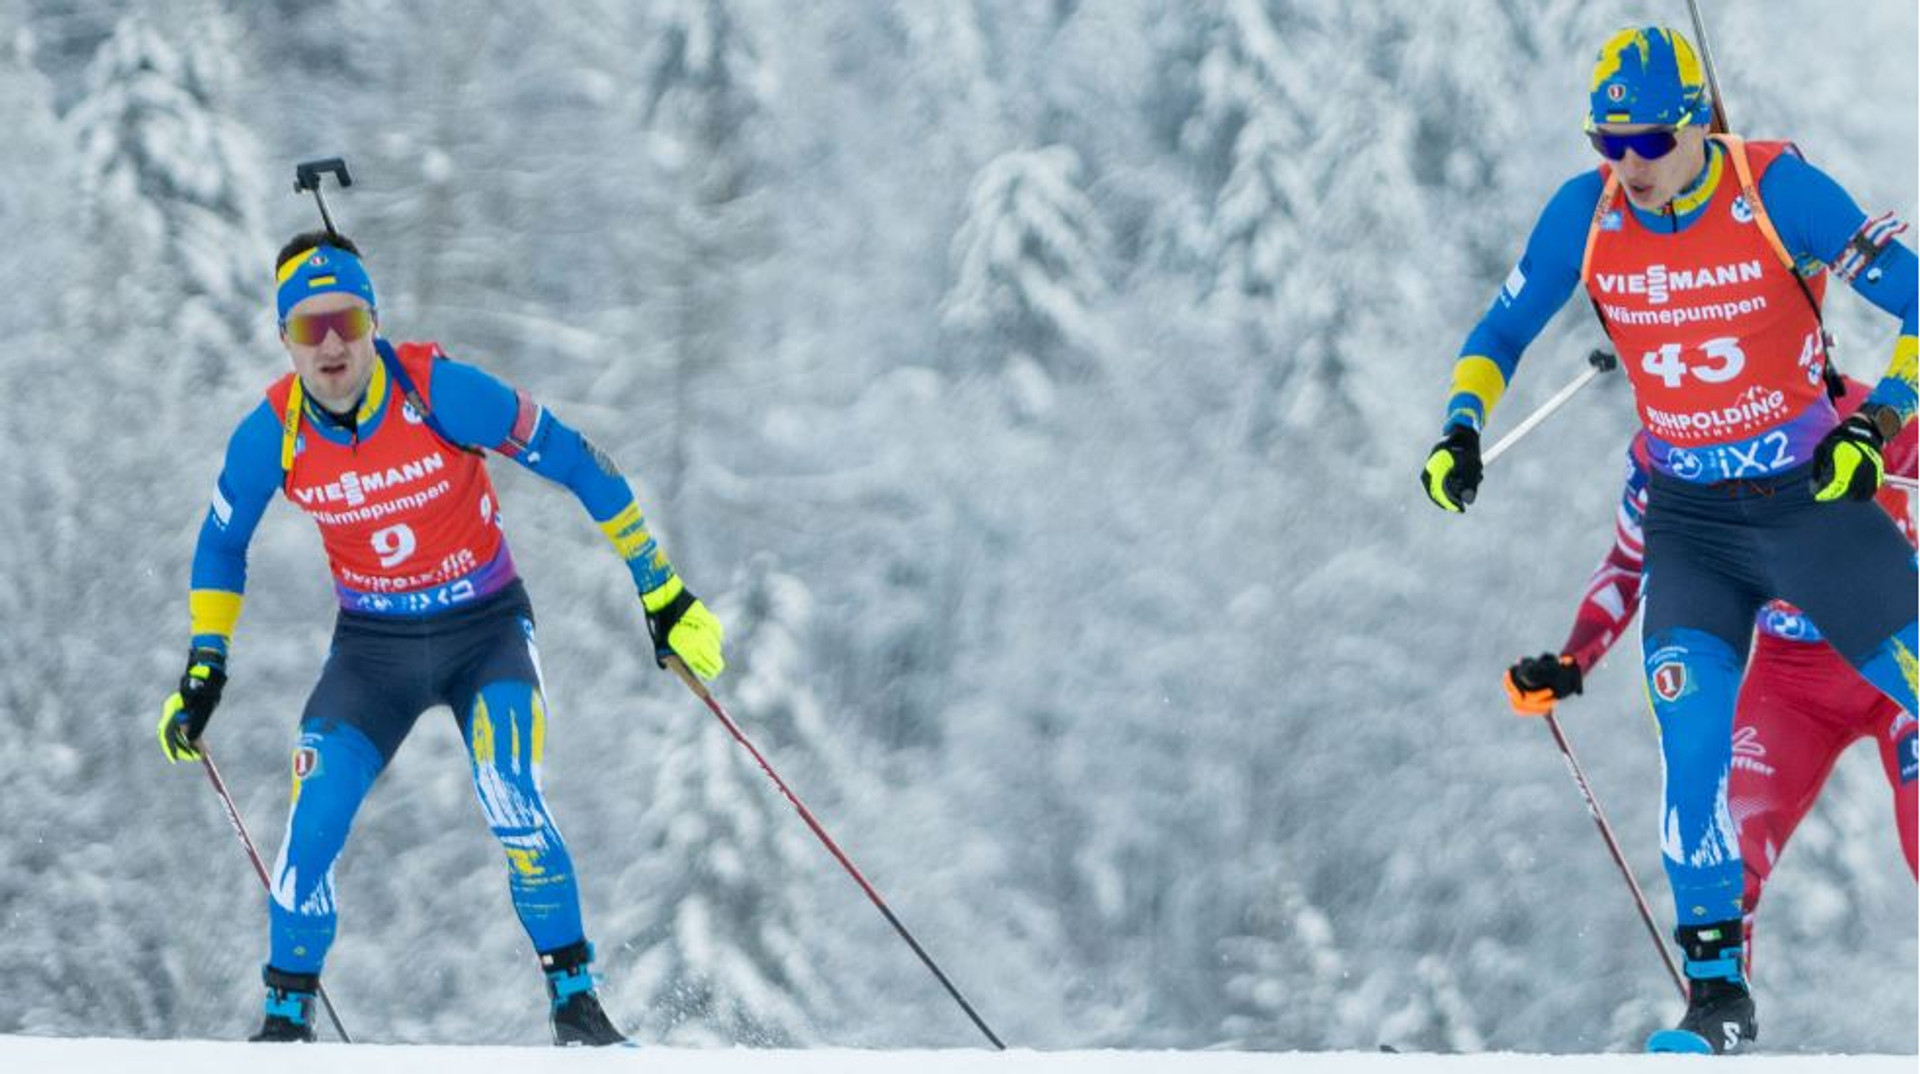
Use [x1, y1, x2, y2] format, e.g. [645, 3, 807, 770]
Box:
[275, 243, 376, 322]
[1588, 26, 1712, 129]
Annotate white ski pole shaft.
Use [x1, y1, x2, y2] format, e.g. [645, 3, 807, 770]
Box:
[1483, 350, 1619, 466]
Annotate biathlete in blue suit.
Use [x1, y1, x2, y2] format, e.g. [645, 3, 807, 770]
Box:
[1419, 26, 1917, 1054]
[157, 228, 728, 1045]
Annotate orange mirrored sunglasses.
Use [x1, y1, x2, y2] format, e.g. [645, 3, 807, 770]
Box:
[284, 307, 375, 346]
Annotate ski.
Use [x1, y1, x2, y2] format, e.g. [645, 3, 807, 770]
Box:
[1646, 1028, 1715, 1054]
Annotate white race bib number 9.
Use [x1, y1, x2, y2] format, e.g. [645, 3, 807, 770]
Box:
[371, 523, 417, 568]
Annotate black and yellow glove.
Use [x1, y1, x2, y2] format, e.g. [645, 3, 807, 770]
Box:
[156, 649, 227, 762]
[1810, 406, 1899, 502]
[642, 576, 726, 681]
[1421, 426, 1483, 512]
[1503, 653, 1583, 716]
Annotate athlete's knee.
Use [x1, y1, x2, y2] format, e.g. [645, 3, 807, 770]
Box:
[285, 724, 384, 824]
[1644, 629, 1744, 740]
[466, 680, 553, 822]
[273, 724, 385, 913]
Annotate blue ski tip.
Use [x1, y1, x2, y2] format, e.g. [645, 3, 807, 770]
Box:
[1647, 1028, 1714, 1054]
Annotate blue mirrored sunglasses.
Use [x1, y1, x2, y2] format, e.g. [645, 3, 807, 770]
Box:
[1587, 127, 1679, 162]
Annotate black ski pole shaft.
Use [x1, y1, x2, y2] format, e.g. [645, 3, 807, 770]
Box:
[665, 658, 1006, 1049]
[1539, 712, 1688, 1000]
[1684, 0, 1731, 134]
[198, 744, 354, 1043]
[1482, 349, 1618, 466]
[309, 188, 339, 237]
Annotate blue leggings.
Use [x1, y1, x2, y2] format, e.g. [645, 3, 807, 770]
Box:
[1642, 467, 1917, 927]
[268, 582, 586, 974]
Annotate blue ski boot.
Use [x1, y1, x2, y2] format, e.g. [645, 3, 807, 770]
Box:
[541, 941, 628, 1047]
[249, 966, 318, 1043]
[1647, 921, 1756, 1054]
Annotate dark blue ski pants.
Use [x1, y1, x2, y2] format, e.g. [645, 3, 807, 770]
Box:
[1641, 464, 1917, 926]
[267, 581, 587, 974]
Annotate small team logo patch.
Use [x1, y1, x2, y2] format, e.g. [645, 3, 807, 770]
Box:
[307, 252, 328, 268]
[1652, 662, 1689, 703]
[401, 401, 425, 425]
[1600, 210, 1623, 232]
[1900, 730, 1917, 784]
[1607, 83, 1626, 103]
[292, 746, 322, 781]
[1761, 607, 1814, 640]
[1731, 195, 1754, 224]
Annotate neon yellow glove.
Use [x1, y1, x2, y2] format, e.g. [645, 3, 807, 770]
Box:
[1810, 408, 1896, 502]
[156, 651, 227, 763]
[642, 575, 725, 680]
[1421, 427, 1482, 512]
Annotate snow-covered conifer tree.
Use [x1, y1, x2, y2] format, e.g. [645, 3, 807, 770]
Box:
[942, 144, 1110, 389]
[68, 4, 271, 387]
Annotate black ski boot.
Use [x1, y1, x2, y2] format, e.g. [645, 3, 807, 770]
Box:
[249, 966, 319, 1043]
[1648, 921, 1756, 1054]
[541, 940, 628, 1047]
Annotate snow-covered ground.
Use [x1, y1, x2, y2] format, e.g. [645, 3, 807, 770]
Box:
[1, 1038, 1911, 1074]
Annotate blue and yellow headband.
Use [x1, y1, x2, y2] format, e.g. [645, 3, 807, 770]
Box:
[275, 244, 376, 322]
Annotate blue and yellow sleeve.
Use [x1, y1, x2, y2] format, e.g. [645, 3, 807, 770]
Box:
[431, 358, 677, 595]
[188, 401, 283, 654]
[1759, 153, 1918, 421]
[1442, 172, 1599, 432]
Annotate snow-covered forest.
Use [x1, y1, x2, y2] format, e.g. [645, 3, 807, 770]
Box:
[0, 0, 1913, 1055]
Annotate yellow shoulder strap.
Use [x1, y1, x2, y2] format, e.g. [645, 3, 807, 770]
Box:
[1713, 133, 1797, 275]
[279, 377, 304, 481]
[1580, 171, 1620, 286]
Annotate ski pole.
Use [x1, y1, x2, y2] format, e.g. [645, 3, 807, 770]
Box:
[664, 657, 1006, 1049]
[1539, 711, 1688, 1000]
[198, 744, 354, 1043]
[1483, 349, 1619, 466]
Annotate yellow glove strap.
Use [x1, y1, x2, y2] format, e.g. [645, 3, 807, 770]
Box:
[642, 574, 686, 614]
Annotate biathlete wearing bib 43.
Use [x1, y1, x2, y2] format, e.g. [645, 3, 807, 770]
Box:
[1427, 25, 1917, 1053]
[1440, 135, 1918, 928]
